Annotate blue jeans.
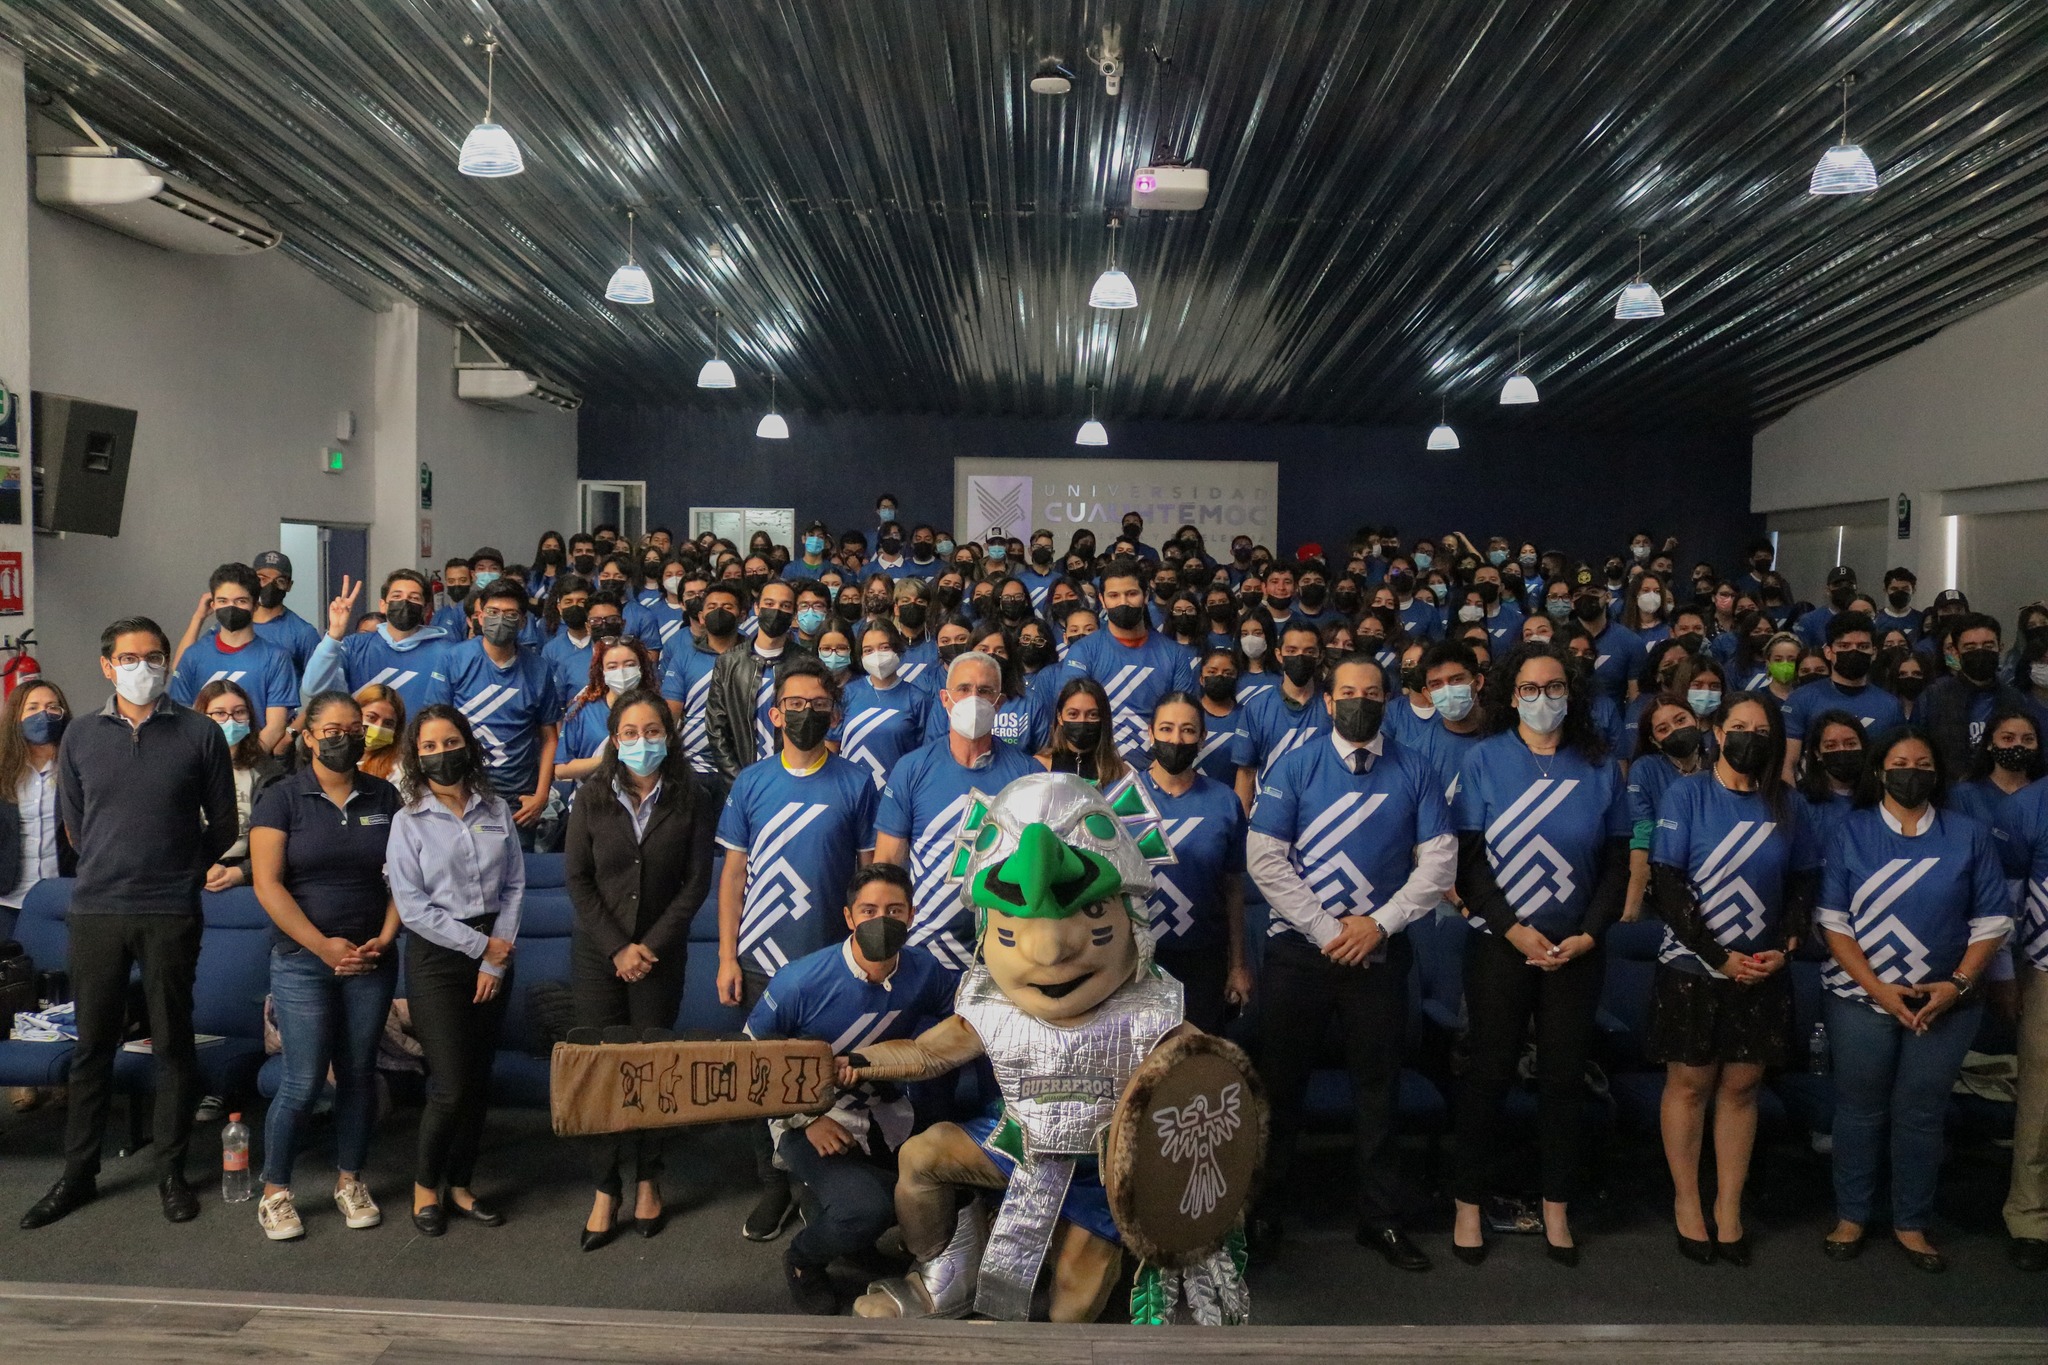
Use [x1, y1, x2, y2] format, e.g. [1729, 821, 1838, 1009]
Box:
[1824, 990, 1981, 1231]
[777, 1126, 896, 1270]
[262, 945, 398, 1188]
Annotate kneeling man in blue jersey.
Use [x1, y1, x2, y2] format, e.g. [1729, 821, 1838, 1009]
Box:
[745, 863, 954, 1315]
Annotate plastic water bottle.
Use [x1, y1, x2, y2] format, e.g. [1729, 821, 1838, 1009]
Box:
[1808, 1021, 1830, 1075]
[221, 1112, 252, 1203]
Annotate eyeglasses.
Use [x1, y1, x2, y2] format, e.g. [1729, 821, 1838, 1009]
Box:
[1514, 680, 1571, 701]
[481, 609, 523, 624]
[113, 652, 169, 669]
[777, 697, 832, 715]
[313, 725, 366, 740]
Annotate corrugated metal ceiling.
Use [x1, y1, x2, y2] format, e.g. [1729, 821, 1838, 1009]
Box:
[4, 0, 2048, 428]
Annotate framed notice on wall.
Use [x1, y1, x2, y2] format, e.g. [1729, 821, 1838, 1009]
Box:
[953, 457, 1279, 550]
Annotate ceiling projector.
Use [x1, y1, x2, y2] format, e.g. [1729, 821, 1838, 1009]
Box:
[1131, 164, 1208, 211]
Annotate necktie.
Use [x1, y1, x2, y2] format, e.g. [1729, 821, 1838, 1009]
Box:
[1349, 748, 1369, 775]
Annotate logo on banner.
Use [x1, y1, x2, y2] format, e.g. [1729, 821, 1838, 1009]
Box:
[968, 475, 1031, 538]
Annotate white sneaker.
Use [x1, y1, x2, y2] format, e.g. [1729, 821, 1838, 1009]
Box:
[258, 1189, 305, 1241]
[334, 1178, 382, 1229]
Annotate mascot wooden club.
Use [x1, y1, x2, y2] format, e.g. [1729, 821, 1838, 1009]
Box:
[549, 772, 1264, 1325]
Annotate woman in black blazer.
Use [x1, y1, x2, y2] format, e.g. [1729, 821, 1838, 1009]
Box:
[563, 687, 716, 1250]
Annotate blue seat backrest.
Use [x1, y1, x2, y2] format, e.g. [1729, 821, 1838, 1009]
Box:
[523, 852, 567, 890]
[500, 888, 575, 1055]
[195, 888, 275, 1040]
[687, 854, 724, 944]
[1599, 919, 1663, 1058]
[1408, 907, 1469, 1019]
[15, 879, 74, 974]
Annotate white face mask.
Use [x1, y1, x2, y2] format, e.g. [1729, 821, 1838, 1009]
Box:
[603, 665, 643, 693]
[113, 659, 167, 706]
[1637, 592, 1662, 615]
[948, 695, 995, 741]
[1457, 604, 1484, 623]
[864, 649, 900, 680]
[2032, 662, 2048, 689]
[662, 575, 684, 596]
[1239, 633, 1268, 660]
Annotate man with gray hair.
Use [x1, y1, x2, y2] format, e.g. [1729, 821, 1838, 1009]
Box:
[874, 652, 1040, 975]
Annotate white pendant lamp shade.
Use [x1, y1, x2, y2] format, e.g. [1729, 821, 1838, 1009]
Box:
[697, 358, 737, 389]
[1426, 422, 1460, 451]
[756, 411, 789, 440]
[1810, 77, 1879, 196]
[604, 210, 653, 304]
[1809, 143, 1878, 195]
[1499, 373, 1539, 405]
[1614, 234, 1663, 319]
[1075, 418, 1109, 446]
[457, 37, 523, 177]
[1089, 267, 1137, 310]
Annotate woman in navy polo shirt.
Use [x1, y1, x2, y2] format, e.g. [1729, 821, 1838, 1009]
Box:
[247, 691, 401, 1243]
[1451, 642, 1631, 1266]
[1816, 726, 2011, 1272]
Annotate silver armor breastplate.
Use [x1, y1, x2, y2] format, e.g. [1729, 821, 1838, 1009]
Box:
[956, 964, 1183, 1155]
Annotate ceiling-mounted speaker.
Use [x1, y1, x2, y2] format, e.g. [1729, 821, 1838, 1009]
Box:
[33, 392, 138, 537]
[1030, 60, 1074, 95]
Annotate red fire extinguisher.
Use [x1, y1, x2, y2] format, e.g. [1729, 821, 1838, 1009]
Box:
[1, 631, 40, 700]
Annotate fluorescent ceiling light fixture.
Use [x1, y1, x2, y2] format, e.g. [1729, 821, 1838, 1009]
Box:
[1499, 332, 1538, 404]
[458, 34, 524, 177]
[1076, 383, 1108, 445]
[604, 210, 653, 304]
[756, 375, 788, 438]
[1090, 215, 1137, 309]
[698, 309, 736, 388]
[1426, 399, 1459, 451]
[1810, 76, 1879, 195]
[1614, 233, 1664, 319]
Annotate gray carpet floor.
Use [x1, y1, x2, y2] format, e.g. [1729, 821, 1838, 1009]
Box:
[0, 1096, 2040, 1325]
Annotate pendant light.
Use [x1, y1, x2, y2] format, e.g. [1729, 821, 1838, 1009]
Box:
[756, 375, 789, 439]
[1614, 233, 1664, 320]
[1426, 398, 1459, 451]
[457, 32, 524, 178]
[1809, 75, 1879, 196]
[696, 310, 736, 389]
[604, 210, 653, 305]
[1499, 333, 1539, 405]
[1088, 217, 1137, 310]
[1076, 384, 1108, 446]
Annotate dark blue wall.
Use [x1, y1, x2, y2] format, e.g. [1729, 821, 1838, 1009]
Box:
[578, 406, 1761, 569]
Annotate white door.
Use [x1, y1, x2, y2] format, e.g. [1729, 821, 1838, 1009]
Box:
[579, 481, 646, 544]
[691, 506, 795, 554]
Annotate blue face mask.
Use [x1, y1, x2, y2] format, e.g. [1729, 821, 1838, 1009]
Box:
[796, 608, 827, 636]
[1487, 549, 1508, 567]
[473, 570, 501, 590]
[1429, 682, 1476, 723]
[1516, 694, 1568, 735]
[819, 650, 851, 673]
[936, 539, 954, 557]
[1546, 598, 1572, 621]
[1429, 583, 1448, 602]
[19, 711, 66, 746]
[877, 507, 896, 523]
[617, 737, 667, 776]
[804, 534, 825, 555]
[216, 717, 251, 747]
[986, 544, 1006, 562]
[1686, 687, 1722, 717]
[1413, 552, 1433, 571]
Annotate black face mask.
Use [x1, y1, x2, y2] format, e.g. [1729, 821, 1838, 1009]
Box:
[755, 607, 792, 639]
[934, 585, 964, 611]
[896, 603, 927, 631]
[481, 616, 521, 647]
[385, 600, 424, 632]
[1019, 640, 1054, 669]
[1062, 719, 1102, 753]
[1883, 767, 1937, 809]
[971, 595, 994, 619]
[1572, 596, 1606, 623]
[702, 607, 738, 637]
[1183, 566, 1214, 592]
[1819, 749, 1865, 784]
[215, 605, 253, 634]
[257, 584, 288, 611]
[572, 555, 598, 575]
[559, 605, 589, 632]
[419, 748, 472, 787]
[853, 915, 908, 961]
[1122, 524, 1143, 542]
[1106, 603, 1147, 632]
[912, 542, 935, 562]
[835, 599, 863, 623]
[1991, 743, 2036, 773]
[1891, 672, 1925, 700]
[999, 597, 1030, 622]
[1387, 573, 1414, 597]
[781, 707, 830, 751]
[1153, 739, 1199, 775]
[1400, 665, 1426, 693]
[1830, 648, 1871, 682]
[1475, 582, 1499, 605]
[1208, 604, 1237, 631]
[1170, 614, 1200, 638]
[590, 617, 625, 642]
[879, 537, 903, 556]
[1958, 650, 2000, 684]
[540, 546, 565, 566]
[1281, 654, 1319, 686]
[1201, 674, 1238, 702]
[744, 573, 771, 593]
[1828, 586, 1855, 609]
[1673, 632, 1704, 654]
[1333, 590, 1361, 614]
[1298, 582, 1328, 610]
[445, 583, 471, 604]
[937, 643, 967, 664]
[1659, 726, 1702, 760]
[1721, 728, 1772, 777]
[316, 734, 366, 774]
[595, 539, 617, 558]
[1030, 546, 1053, 567]
[1332, 696, 1385, 745]
[1887, 589, 1912, 611]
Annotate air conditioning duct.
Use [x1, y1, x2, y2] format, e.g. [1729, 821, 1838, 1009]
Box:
[32, 100, 280, 255]
[454, 324, 582, 413]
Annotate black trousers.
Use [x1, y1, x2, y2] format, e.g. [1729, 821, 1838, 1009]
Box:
[572, 937, 688, 1197]
[1450, 928, 1604, 1205]
[1257, 932, 1412, 1229]
[406, 930, 511, 1191]
[63, 912, 204, 1180]
[740, 968, 785, 1190]
[1155, 941, 1230, 1036]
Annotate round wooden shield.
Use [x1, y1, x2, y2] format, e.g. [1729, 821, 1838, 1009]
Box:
[1103, 1029, 1267, 1269]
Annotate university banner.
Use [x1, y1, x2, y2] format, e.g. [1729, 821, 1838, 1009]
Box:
[954, 457, 1279, 552]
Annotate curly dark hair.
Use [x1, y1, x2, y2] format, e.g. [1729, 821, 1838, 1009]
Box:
[396, 703, 495, 804]
[1480, 640, 1609, 764]
[590, 687, 698, 796]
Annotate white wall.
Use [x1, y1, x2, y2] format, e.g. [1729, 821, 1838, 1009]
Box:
[0, 48, 40, 640]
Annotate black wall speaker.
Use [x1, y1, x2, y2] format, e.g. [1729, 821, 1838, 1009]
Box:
[32, 392, 137, 537]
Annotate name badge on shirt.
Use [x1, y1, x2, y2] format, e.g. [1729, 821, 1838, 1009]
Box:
[359, 814, 390, 827]
[473, 822, 506, 834]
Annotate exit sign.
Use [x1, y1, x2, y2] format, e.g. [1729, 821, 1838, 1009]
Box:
[323, 448, 345, 474]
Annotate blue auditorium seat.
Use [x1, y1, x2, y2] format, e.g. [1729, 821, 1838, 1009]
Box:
[0, 880, 76, 1087]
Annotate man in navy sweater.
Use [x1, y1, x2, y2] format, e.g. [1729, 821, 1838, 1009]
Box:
[22, 617, 237, 1231]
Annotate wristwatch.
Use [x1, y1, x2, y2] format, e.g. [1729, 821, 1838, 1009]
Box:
[1949, 971, 1976, 998]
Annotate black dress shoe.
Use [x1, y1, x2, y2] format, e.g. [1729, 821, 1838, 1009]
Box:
[580, 1220, 618, 1252]
[452, 1196, 504, 1226]
[1716, 1236, 1752, 1267]
[1450, 1239, 1488, 1266]
[20, 1174, 96, 1230]
[784, 1250, 838, 1315]
[1897, 1240, 1946, 1274]
[1821, 1233, 1863, 1261]
[412, 1203, 447, 1237]
[1676, 1232, 1715, 1265]
[159, 1173, 200, 1223]
[638, 1207, 668, 1239]
[1358, 1225, 1431, 1272]
[1545, 1238, 1580, 1267]
[2010, 1237, 2048, 1273]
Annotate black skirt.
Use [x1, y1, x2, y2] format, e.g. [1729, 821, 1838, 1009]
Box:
[1644, 961, 1793, 1068]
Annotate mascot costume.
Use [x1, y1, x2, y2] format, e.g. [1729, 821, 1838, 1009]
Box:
[845, 771, 1263, 1325]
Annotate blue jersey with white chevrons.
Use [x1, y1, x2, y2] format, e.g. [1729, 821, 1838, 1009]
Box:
[1650, 770, 1819, 976]
[716, 754, 879, 976]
